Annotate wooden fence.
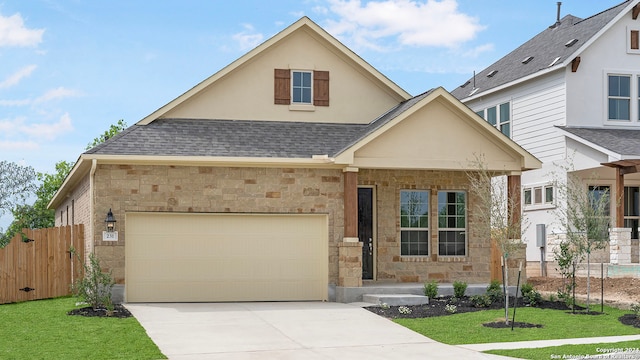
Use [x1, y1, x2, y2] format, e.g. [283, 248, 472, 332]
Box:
[0, 225, 84, 304]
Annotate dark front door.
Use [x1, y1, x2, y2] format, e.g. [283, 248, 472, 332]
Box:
[358, 188, 374, 280]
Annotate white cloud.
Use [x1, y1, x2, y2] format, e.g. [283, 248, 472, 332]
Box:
[0, 65, 37, 89]
[232, 23, 264, 50]
[0, 86, 81, 107]
[462, 43, 494, 58]
[34, 87, 82, 103]
[325, 0, 485, 50]
[0, 13, 45, 47]
[20, 113, 73, 140]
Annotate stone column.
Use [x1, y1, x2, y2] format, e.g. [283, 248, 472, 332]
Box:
[338, 242, 363, 287]
[610, 228, 631, 264]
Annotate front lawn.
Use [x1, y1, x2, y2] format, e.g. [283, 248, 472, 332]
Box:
[395, 305, 640, 345]
[0, 297, 165, 360]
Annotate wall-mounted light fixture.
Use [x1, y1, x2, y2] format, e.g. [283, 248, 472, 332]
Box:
[105, 208, 117, 232]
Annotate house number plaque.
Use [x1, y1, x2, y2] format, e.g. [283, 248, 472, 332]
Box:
[102, 231, 118, 241]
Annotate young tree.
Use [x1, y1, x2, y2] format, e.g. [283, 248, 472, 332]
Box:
[0, 161, 36, 246]
[554, 171, 610, 312]
[0, 161, 72, 246]
[86, 119, 127, 150]
[467, 154, 526, 324]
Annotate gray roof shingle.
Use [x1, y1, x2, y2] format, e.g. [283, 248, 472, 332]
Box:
[451, 1, 630, 100]
[559, 126, 640, 156]
[85, 90, 435, 159]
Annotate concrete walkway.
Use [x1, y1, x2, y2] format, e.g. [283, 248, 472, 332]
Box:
[459, 334, 640, 351]
[126, 302, 512, 360]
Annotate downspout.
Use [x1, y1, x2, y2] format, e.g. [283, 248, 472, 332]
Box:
[89, 159, 97, 257]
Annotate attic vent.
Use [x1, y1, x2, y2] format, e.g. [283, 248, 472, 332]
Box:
[548, 57, 561, 67]
[469, 88, 479, 96]
[522, 56, 534, 64]
[487, 70, 498, 78]
[565, 38, 578, 47]
[460, 80, 471, 88]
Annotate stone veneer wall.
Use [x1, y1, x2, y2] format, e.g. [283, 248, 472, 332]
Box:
[91, 164, 345, 285]
[55, 173, 92, 257]
[358, 169, 492, 284]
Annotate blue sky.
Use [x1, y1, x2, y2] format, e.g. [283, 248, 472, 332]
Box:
[0, 0, 625, 176]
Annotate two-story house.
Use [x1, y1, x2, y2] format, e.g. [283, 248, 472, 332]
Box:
[452, 0, 640, 277]
[48, 17, 539, 303]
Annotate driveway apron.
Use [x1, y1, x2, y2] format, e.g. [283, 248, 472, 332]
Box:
[126, 302, 510, 359]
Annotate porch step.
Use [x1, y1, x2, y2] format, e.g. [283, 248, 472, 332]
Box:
[362, 294, 429, 306]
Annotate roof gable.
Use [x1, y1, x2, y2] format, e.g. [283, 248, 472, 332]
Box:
[335, 88, 541, 172]
[138, 17, 410, 125]
[452, 0, 637, 100]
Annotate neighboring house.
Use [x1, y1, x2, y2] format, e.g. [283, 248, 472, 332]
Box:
[452, 0, 640, 277]
[49, 17, 539, 303]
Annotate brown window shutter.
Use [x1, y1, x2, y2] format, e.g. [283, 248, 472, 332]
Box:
[274, 69, 290, 105]
[632, 30, 639, 50]
[313, 70, 329, 106]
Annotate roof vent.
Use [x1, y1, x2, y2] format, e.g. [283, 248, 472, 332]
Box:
[460, 80, 471, 88]
[522, 56, 534, 64]
[548, 57, 561, 67]
[487, 70, 498, 78]
[565, 38, 578, 47]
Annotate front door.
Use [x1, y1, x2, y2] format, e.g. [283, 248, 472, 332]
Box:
[358, 188, 374, 280]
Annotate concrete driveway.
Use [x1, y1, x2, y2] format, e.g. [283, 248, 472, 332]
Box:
[125, 302, 511, 359]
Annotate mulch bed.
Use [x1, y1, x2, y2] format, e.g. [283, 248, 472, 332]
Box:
[67, 304, 132, 318]
[619, 314, 640, 328]
[365, 295, 600, 328]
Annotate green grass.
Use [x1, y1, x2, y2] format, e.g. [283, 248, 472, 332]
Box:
[486, 340, 640, 360]
[0, 297, 166, 360]
[395, 305, 640, 345]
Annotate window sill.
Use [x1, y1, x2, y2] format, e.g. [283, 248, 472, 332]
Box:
[400, 256, 431, 262]
[289, 104, 315, 112]
[524, 203, 556, 212]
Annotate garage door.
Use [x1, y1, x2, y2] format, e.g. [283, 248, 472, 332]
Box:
[125, 212, 328, 302]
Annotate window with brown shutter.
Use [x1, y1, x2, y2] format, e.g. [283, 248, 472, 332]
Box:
[274, 69, 290, 104]
[632, 30, 639, 50]
[313, 70, 329, 106]
[274, 69, 330, 107]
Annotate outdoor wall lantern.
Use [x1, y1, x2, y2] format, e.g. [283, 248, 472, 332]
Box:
[105, 208, 117, 232]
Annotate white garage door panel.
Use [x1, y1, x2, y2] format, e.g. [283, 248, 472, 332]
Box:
[125, 213, 328, 302]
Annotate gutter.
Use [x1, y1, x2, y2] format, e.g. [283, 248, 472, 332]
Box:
[89, 159, 97, 256]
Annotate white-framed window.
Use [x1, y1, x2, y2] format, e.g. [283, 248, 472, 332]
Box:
[608, 74, 631, 121]
[523, 183, 554, 209]
[400, 190, 429, 256]
[476, 102, 511, 137]
[437, 191, 466, 256]
[292, 70, 312, 104]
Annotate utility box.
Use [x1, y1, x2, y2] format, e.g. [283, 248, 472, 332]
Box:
[536, 224, 546, 247]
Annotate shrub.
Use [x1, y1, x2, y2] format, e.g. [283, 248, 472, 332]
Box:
[631, 303, 640, 316]
[470, 294, 492, 308]
[424, 280, 439, 299]
[486, 279, 503, 303]
[520, 282, 542, 307]
[453, 280, 468, 298]
[71, 250, 115, 311]
[398, 306, 412, 315]
[520, 282, 534, 297]
[445, 304, 457, 314]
